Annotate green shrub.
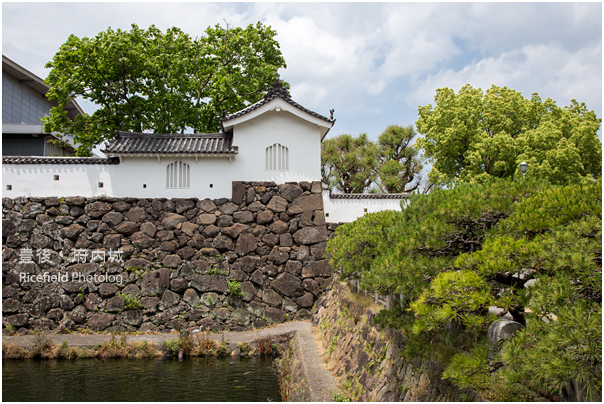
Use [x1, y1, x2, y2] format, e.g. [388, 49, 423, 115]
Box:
[329, 178, 602, 400]
[120, 294, 143, 310]
[161, 338, 181, 356]
[227, 280, 243, 297]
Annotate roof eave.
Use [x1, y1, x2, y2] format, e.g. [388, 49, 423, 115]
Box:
[222, 98, 334, 132]
[105, 152, 238, 158]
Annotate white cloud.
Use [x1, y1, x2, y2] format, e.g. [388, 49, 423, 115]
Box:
[407, 43, 602, 117]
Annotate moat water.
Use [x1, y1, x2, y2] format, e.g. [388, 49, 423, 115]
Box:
[2, 356, 282, 401]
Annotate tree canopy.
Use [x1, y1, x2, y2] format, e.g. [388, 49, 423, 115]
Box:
[376, 125, 423, 193]
[327, 178, 602, 400]
[43, 23, 287, 156]
[321, 125, 423, 193]
[321, 133, 378, 193]
[416, 85, 602, 187]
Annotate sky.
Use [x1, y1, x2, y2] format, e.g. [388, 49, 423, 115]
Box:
[2, 1, 602, 144]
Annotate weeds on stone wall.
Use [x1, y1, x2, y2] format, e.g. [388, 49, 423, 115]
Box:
[256, 334, 275, 355]
[274, 339, 294, 401]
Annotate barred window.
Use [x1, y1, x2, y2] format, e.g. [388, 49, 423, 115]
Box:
[265, 143, 289, 170]
[166, 160, 190, 188]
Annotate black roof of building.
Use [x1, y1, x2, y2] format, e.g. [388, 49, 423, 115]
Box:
[223, 80, 334, 124]
[2, 156, 119, 165]
[103, 131, 238, 155]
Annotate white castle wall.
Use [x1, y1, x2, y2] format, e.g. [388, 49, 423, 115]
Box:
[3, 106, 407, 222]
[321, 188, 410, 223]
[3, 108, 323, 200]
[3, 162, 117, 198]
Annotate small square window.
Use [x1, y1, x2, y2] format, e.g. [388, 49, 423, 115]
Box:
[6, 185, 12, 190]
[363, 208, 368, 213]
[210, 184, 213, 188]
[325, 212, 329, 217]
[53, 175, 60, 181]
[98, 182, 104, 188]
[143, 184, 147, 188]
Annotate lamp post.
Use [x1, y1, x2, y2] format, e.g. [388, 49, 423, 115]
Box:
[520, 161, 527, 180]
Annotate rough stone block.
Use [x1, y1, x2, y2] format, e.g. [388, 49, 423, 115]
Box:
[267, 195, 288, 212]
[293, 227, 328, 245]
[60, 223, 86, 240]
[88, 313, 115, 330]
[197, 213, 217, 226]
[262, 289, 283, 307]
[161, 213, 186, 230]
[219, 202, 239, 215]
[240, 281, 256, 302]
[302, 260, 333, 278]
[125, 207, 147, 222]
[119, 309, 143, 327]
[268, 246, 290, 265]
[232, 182, 246, 205]
[233, 211, 254, 223]
[223, 223, 249, 239]
[160, 290, 181, 310]
[287, 194, 323, 215]
[114, 221, 139, 236]
[271, 273, 303, 298]
[297, 292, 314, 308]
[212, 235, 234, 252]
[197, 198, 217, 213]
[280, 184, 304, 202]
[130, 231, 155, 249]
[256, 210, 274, 225]
[102, 211, 124, 226]
[264, 307, 285, 323]
[99, 283, 119, 298]
[106, 295, 125, 312]
[85, 201, 112, 219]
[190, 275, 228, 294]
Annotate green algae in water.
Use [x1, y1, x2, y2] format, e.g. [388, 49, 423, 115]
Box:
[2, 356, 282, 401]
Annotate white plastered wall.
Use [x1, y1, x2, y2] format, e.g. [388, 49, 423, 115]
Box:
[231, 109, 322, 183]
[111, 156, 236, 199]
[322, 189, 410, 223]
[2, 163, 117, 198]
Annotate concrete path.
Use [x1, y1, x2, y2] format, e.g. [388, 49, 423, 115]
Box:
[3, 320, 308, 347]
[2, 320, 338, 402]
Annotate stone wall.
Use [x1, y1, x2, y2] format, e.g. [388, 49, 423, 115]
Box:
[312, 282, 479, 402]
[2, 181, 337, 334]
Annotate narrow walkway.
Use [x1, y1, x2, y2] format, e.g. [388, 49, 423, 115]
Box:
[2, 320, 338, 401]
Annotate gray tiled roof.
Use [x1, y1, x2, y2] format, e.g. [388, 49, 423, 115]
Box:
[2, 156, 119, 165]
[104, 131, 238, 155]
[223, 80, 334, 124]
[329, 193, 411, 199]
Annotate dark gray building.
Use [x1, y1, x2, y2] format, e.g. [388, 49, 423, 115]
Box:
[2, 55, 83, 156]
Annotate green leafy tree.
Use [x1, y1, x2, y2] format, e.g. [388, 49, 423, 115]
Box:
[321, 133, 378, 193]
[43, 22, 286, 156]
[416, 84, 602, 187]
[375, 125, 423, 193]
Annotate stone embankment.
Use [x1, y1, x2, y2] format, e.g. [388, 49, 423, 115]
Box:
[2, 181, 338, 334]
[312, 282, 478, 402]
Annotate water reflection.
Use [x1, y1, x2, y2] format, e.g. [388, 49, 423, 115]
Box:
[2, 356, 282, 401]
